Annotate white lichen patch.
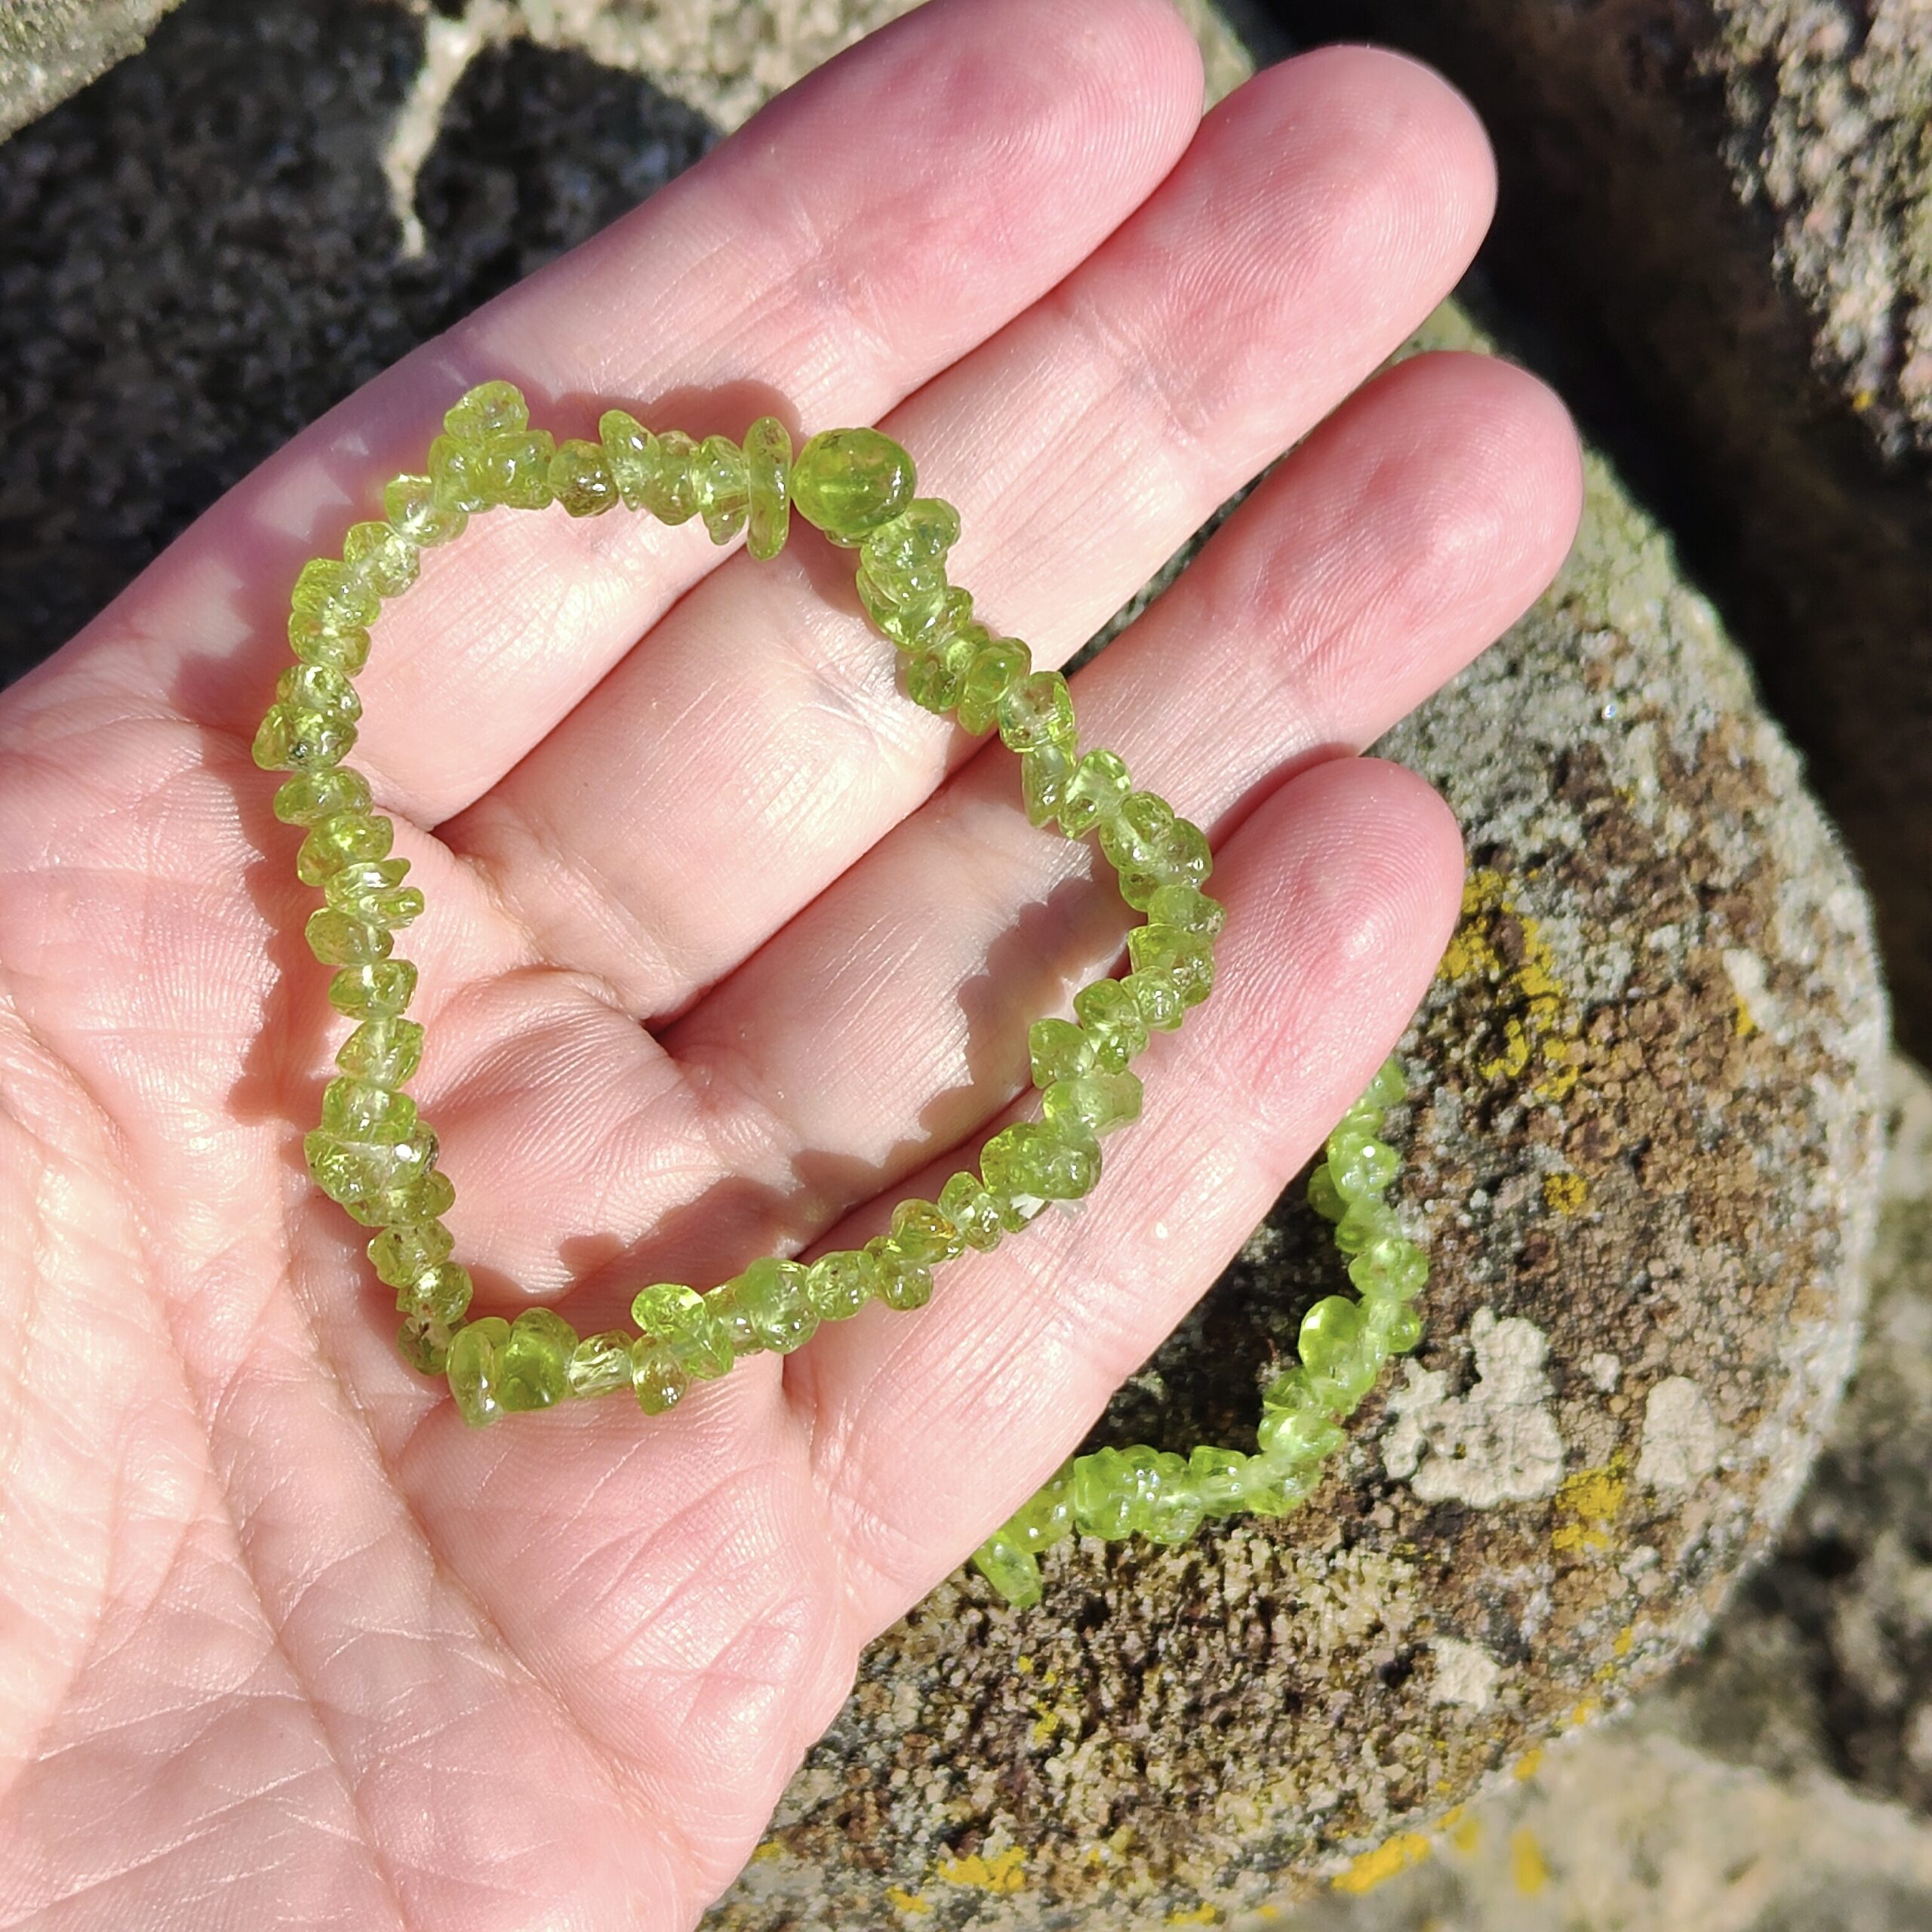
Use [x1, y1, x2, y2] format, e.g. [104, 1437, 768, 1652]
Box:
[1381, 1308, 1567, 1506]
[1636, 1377, 1722, 1490]
[1429, 1636, 1504, 1711]
[1585, 1350, 1624, 1392]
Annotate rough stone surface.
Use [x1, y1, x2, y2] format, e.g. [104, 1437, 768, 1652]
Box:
[0, 0, 183, 140]
[711, 298, 1888, 1926]
[1267, 0, 1932, 1066]
[1251, 1056, 1932, 1926]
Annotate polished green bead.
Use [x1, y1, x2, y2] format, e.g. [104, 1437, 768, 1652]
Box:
[397, 1312, 454, 1375]
[1058, 748, 1132, 838]
[444, 379, 528, 443]
[903, 629, 982, 714]
[368, 1217, 453, 1288]
[275, 768, 371, 825]
[400, 1260, 473, 1327]
[1349, 1234, 1428, 1300]
[982, 1119, 1099, 1204]
[1298, 1295, 1365, 1381]
[1071, 1447, 1134, 1540]
[693, 434, 750, 543]
[955, 638, 1030, 735]
[888, 1198, 964, 1266]
[1117, 817, 1214, 911]
[550, 438, 618, 517]
[1029, 1016, 1096, 1089]
[275, 663, 361, 727]
[287, 610, 371, 676]
[1306, 1161, 1347, 1222]
[324, 860, 423, 932]
[297, 810, 393, 884]
[972, 1530, 1041, 1608]
[1241, 1458, 1321, 1518]
[497, 1307, 577, 1412]
[1146, 883, 1226, 940]
[447, 1315, 511, 1427]
[865, 580, 973, 655]
[639, 428, 700, 524]
[1257, 1397, 1344, 1468]
[291, 558, 381, 631]
[427, 435, 493, 515]
[791, 427, 916, 540]
[1012, 1465, 1075, 1551]
[863, 1235, 934, 1311]
[1126, 922, 1216, 1008]
[1020, 740, 1078, 828]
[1042, 1071, 1143, 1139]
[1145, 1454, 1205, 1546]
[735, 1256, 817, 1352]
[936, 1172, 1004, 1252]
[304, 1125, 437, 1207]
[1099, 790, 1176, 871]
[305, 908, 391, 966]
[321, 1075, 417, 1143]
[1330, 1133, 1399, 1201]
[860, 497, 958, 598]
[1123, 969, 1186, 1032]
[254, 704, 355, 774]
[478, 429, 556, 510]
[598, 409, 657, 509]
[1363, 1296, 1424, 1356]
[1189, 1444, 1251, 1518]
[347, 1166, 454, 1230]
[1335, 1194, 1399, 1257]
[631, 1281, 734, 1380]
[1303, 1349, 1381, 1416]
[995, 671, 1075, 753]
[1364, 1058, 1407, 1110]
[383, 471, 467, 548]
[343, 520, 421, 598]
[1072, 978, 1149, 1072]
[744, 415, 792, 561]
[630, 1342, 689, 1415]
[804, 1247, 880, 1321]
[328, 959, 419, 1020]
[567, 1330, 635, 1398]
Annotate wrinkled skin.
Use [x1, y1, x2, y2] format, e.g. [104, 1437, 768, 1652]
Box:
[0, 2, 1580, 1925]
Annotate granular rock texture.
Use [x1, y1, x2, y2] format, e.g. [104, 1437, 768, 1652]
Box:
[0, 0, 182, 140]
[707, 310, 1889, 1927]
[1268, 0, 1932, 1066]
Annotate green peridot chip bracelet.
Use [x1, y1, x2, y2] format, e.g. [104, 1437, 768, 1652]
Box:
[256, 379, 1429, 1611]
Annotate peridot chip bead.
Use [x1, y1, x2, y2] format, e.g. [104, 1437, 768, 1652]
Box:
[1072, 978, 1149, 1072]
[254, 705, 355, 774]
[1334, 1193, 1398, 1257]
[1099, 789, 1176, 871]
[861, 497, 959, 598]
[1057, 748, 1131, 837]
[1116, 817, 1213, 911]
[1241, 1458, 1321, 1518]
[304, 1125, 437, 1208]
[971, 1530, 1041, 1610]
[368, 1217, 453, 1289]
[733, 1256, 817, 1352]
[305, 908, 391, 967]
[325, 859, 424, 931]
[275, 663, 361, 727]
[632, 1281, 734, 1380]
[744, 415, 793, 561]
[383, 471, 466, 548]
[598, 409, 657, 509]
[791, 427, 915, 541]
[479, 429, 557, 510]
[1029, 1016, 1096, 1088]
[1328, 1127, 1399, 1199]
[903, 630, 982, 714]
[631, 1342, 689, 1415]
[864, 1235, 934, 1311]
[497, 1308, 577, 1412]
[328, 959, 418, 1020]
[288, 610, 371, 677]
[1042, 1071, 1143, 1140]
[343, 520, 421, 599]
[1146, 882, 1226, 940]
[639, 428, 699, 524]
[981, 1119, 1099, 1207]
[1306, 1161, 1347, 1222]
[338, 1014, 425, 1088]
[1190, 1444, 1251, 1518]
[321, 1076, 417, 1143]
[398, 1312, 454, 1376]
[888, 1198, 964, 1266]
[275, 767, 371, 825]
[400, 1260, 473, 1327]
[937, 1172, 1004, 1252]
[804, 1248, 879, 1321]
[1124, 969, 1185, 1033]
[550, 438, 618, 517]
[428, 435, 493, 515]
[995, 670, 1075, 752]
[448, 1315, 512, 1427]
[291, 558, 381, 632]
[1363, 1296, 1424, 1356]
[1349, 1234, 1428, 1300]
[693, 434, 750, 543]
[1012, 1465, 1075, 1551]
[568, 1331, 634, 1398]
[297, 809, 392, 884]
[1366, 1058, 1407, 1109]
[1125, 923, 1216, 1008]
[351, 1167, 454, 1231]
[1297, 1295, 1364, 1381]
[444, 379, 528, 443]
[955, 637, 1030, 735]
[1020, 740, 1078, 828]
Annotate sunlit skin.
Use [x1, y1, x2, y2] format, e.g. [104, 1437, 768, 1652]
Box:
[0, 2, 1581, 1926]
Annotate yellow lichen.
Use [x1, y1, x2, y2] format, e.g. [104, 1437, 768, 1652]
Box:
[1733, 995, 1758, 1038]
[1614, 1625, 1635, 1657]
[1164, 1906, 1219, 1924]
[1511, 1828, 1550, 1894]
[1451, 1814, 1482, 1855]
[1543, 1171, 1589, 1214]
[1567, 1695, 1604, 1727]
[885, 1887, 932, 1915]
[1552, 1456, 1629, 1554]
[749, 1841, 784, 1864]
[936, 1847, 1027, 1894]
[1438, 872, 1584, 1100]
[1512, 1746, 1544, 1783]
[1331, 1832, 1432, 1894]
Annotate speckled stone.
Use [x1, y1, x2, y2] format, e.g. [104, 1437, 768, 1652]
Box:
[0, 0, 182, 140]
[1268, 0, 1932, 1064]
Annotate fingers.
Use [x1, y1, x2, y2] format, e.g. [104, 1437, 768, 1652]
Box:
[791, 754, 1468, 1630]
[57, 0, 1204, 821]
[660, 349, 1580, 1187]
[441, 45, 1498, 1019]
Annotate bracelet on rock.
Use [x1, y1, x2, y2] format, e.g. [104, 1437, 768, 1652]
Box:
[255, 380, 1427, 1598]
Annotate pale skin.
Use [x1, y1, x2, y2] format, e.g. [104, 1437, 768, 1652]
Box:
[0, 2, 1583, 1924]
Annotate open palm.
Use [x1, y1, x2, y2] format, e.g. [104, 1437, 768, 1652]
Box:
[0, 4, 1580, 1925]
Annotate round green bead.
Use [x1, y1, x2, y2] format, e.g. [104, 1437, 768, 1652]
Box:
[447, 1315, 511, 1427]
[791, 427, 916, 540]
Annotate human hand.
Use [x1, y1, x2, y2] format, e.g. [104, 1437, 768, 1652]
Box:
[0, 2, 1580, 1924]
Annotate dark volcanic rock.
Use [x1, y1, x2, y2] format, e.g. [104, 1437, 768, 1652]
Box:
[0, 0, 183, 140]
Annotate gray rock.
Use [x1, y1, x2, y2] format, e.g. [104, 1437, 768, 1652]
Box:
[1267, 0, 1932, 1063]
[0, 0, 183, 140]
